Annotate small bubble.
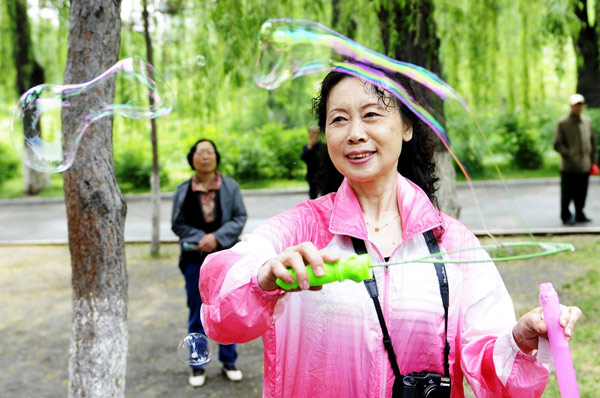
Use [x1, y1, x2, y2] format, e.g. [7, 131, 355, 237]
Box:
[178, 333, 211, 366]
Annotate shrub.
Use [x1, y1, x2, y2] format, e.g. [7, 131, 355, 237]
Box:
[0, 142, 20, 185]
[498, 110, 544, 170]
[114, 145, 169, 191]
[587, 108, 600, 157]
[223, 132, 279, 181]
[257, 123, 306, 179]
[210, 123, 307, 183]
[446, 112, 487, 178]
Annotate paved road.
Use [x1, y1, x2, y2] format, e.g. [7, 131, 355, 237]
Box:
[0, 178, 598, 245]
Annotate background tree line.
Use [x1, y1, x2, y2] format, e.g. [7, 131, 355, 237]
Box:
[1, 0, 599, 194]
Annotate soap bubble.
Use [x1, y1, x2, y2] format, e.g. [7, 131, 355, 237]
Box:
[254, 18, 466, 147]
[10, 56, 174, 173]
[178, 333, 212, 366]
[253, 18, 576, 262]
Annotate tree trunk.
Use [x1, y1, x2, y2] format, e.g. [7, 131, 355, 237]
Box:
[377, 0, 460, 217]
[61, 1, 126, 397]
[573, 0, 600, 107]
[6, 0, 50, 195]
[331, 0, 357, 39]
[143, 0, 161, 257]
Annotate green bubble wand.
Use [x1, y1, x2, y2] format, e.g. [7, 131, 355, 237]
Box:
[275, 241, 574, 290]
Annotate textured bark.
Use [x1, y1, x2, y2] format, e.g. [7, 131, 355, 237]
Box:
[143, 0, 161, 257]
[6, 0, 50, 195]
[573, 0, 600, 107]
[61, 1, 126, 397]
[377, 0, 460, 217]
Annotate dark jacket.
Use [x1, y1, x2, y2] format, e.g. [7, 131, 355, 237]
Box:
[553, 113, 598, 172]
[171, 175, 247, 268]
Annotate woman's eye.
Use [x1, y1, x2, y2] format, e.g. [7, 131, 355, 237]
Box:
[365, 112, 379, 118]
[331, 116, 345, 123]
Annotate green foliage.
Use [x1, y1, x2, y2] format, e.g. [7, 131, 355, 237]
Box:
[114, 142, 169, 192]
[0, 141, 20, 185]
[0, 0, 593, 198]
[587, 108, 600, 156]
[258, 123, 306, 179]
[222, 132, 279, 180]
[446, 112, 488, 178]
[497, 109, 544, 170]
[216, 123, 306, 182]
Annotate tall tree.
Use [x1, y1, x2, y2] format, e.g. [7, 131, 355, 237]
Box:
[332, 0, 358, 39]
[6, 0, 50, 195]
[376, 0, 460, 217]
[573, 0, 600, 106]
[142, 0, 161, 257]
[61, 1, 126, 397]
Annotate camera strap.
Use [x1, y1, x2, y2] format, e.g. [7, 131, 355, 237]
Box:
[424, 229, 451, 379]
[351, 229, 451, 383]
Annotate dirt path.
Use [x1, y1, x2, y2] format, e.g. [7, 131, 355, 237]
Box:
[0, 237, 590, 397]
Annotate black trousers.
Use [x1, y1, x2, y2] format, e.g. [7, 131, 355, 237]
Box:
[560, 171, 590, 221]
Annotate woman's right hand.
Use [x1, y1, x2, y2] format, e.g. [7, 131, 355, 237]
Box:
[257, 242, 340, 292]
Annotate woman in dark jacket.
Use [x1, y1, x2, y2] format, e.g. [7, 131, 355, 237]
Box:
[171, 138, 247, 387]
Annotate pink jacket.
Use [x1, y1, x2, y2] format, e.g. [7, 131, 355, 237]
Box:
[200, 175, 550, 397]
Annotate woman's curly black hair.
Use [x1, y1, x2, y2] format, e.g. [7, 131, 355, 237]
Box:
[311, 68, 439, 208]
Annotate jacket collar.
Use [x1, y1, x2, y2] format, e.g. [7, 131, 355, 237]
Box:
[328, 174, 442, 243]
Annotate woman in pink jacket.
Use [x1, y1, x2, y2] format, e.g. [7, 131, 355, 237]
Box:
[200, 68, 582, 397]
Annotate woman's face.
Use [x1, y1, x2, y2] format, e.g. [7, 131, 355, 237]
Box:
[192, 141, 217, 174]
[325, 77, 412, 185]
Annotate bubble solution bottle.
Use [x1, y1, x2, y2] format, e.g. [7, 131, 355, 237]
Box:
[276, 253, 373, 290]
[182, 242, 199, 252]
[539, 282, 579, 398]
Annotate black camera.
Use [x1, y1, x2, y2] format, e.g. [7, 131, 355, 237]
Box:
[400, 371, 451, 398]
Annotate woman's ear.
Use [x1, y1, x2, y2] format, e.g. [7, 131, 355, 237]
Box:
[403, 124, 413, 142]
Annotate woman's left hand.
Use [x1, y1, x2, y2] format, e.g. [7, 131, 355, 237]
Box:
[512, 305, 582, 354]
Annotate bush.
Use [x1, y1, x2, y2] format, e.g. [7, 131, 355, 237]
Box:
[258, 123, 306, 179]
[0, 142, 20, 185]
[114, 145, 169, 191]
[446, 112, 488, 178]
[213, 123, 306, 183]
[226, 133, 279, 181]
[587, 108, 600, 157]
[498, 110, 544, 170]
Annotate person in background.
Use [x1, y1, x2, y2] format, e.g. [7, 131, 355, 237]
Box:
[171, 138, 247, 387]
[198, 68, 582, 397]
[553, 93, 598, 225]
[301, 125, 325, 199]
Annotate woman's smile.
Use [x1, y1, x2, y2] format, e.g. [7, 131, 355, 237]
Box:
[346, 150, 376, 164]
[325, 77, 412, 185]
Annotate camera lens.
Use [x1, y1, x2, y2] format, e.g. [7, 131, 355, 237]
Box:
[422, 384, 444, 398]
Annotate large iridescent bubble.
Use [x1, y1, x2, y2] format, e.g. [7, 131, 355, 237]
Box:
[10, 56, 174, 173]
[254, 18, 468, 146]
[254, 18, 574, 263]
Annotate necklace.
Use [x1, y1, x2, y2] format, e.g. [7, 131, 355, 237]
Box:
[365, 214, 400, 232]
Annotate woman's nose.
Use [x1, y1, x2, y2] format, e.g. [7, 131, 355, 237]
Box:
[347, 120, 368, 143]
